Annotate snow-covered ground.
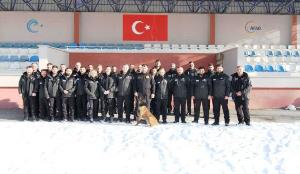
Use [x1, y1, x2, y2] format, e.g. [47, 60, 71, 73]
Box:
[0, 121, 299, 174]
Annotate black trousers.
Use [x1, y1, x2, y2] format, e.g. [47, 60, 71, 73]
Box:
[87, 99, 99, 120]
[117, 96, 132, 120]
[39, 98, 49, 120]
[186, 93, 195, 115]
[174, 97, 186, 122]
[154, 98, 168, 122]
[76, 95, 87, 120]
[213, 98, 230, 124]
[49, 97, 62, 120]
[234, 97, 250, 124]
[167, 92, 173, 113]
[22, 96, 37, 120]
[194, 98, 209, 123]
[62, 97, 75, 120]
[102, 98, 115, 118]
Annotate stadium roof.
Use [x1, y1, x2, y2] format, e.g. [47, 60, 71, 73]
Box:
[0, 0, 299, 15]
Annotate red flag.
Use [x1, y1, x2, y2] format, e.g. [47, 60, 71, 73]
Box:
[123, 14, 168, 41]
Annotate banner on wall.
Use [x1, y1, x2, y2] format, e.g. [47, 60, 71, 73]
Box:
[123, 14, 168, 41]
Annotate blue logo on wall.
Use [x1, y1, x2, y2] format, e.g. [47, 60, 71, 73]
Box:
[26, 19, 43, 33]
[245, 21, 263, 33]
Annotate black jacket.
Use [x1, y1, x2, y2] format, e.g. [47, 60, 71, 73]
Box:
[116, 72, 134, 97]
[18, 72, 38, 97]
[36, 77, 48, 99]
[211, 72, 231, 98]
[184, 68, 197, 94]
[192, 75, 212, 99]
[171, 74, 189, 98]
[231, 72, 252, 100]
[134, 73, 155, 96]
[45, 74, 61, 98]
[154, 75, 169, 100]
[85, 77, 100, 100]
[204, 70, 215, 79]
[59, 75, 76, 98]
[100, 74, 116, 99]
[76, 74, 88, 96]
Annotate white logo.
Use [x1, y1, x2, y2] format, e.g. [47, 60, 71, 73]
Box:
[131, 21, 151, 35]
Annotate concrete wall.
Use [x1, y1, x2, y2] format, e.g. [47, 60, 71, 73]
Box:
[80, 13, 209, 44]
[215, 14, 291, 45]
[0, 12, 74, 42]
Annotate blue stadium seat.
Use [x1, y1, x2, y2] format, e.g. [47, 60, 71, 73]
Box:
[276, 65, 285, 72]
[291, 50, 300, 57]
[249, 50, 257, 57]
[30, 55, 39, 62]
[266, 50, 273, 57]
[20, 55, 30, 62]
[9, 55, 20, 62]
[0, 55, 9, 62]
[283, 50, 291, 57]
[255, 65, 265, 72]
[265, 65, 275, 72]
[244, 64, 254, 72]
[274, 50, 282, 57]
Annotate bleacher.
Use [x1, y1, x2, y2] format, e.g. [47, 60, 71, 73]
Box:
[1, 42, 300, 73]
[243, 44, 300, 73]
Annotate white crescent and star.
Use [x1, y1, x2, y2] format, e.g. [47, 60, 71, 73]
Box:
[131, 20, 151, 35]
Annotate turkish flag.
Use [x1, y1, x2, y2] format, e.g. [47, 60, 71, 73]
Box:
[123, 14, 168, 41]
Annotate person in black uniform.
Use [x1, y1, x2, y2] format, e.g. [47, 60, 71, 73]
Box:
[231, 66, 252, 126]
[116, 64, 134, 123]
[165, 63, 177, 114]
[134, 64, 155, 115]
[85, 70, 100, 123]
[150, 67, 158, 113]
[154, 59, 162, 71]
[97, 64, 104, 120]
[59, 68, 76, 121]
[45, 65, 61, 121]
[37, 69, 49, 120]
[191, 67, 212, 124]
[211, 65, 231, 126]
[31, 63, 40, 118]
[171, 67, 189, 123]
[75, 67, 88, 121]
[100, 66, 116, 123]
[18, 66, 38, 121]
[154, 68, 169, 123]
[184, 61, 197, 115]
[204, 63, 215, 111]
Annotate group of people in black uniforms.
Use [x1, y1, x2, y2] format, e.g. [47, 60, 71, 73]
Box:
[18, 59, 252, 126]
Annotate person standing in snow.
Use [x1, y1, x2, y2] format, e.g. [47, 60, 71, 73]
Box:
[100, 66, 116, 123]
[154, 68, 169, 123]
[184, 61, 198, 116]
[211, 65, 231, 126]
[59, 68, 77, 121]
[231, 66, 252, 126]
[18, 66, 38, 121]
[36, 69, 49, 120]
[45, 65, 62, 121]
[85, 70, 100, 123]
[171, 67, 189, 123]
[115, 64, 135, 123]
[191, 67, 212, 125]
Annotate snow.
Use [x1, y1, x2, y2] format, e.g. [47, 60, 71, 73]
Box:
[0, 121, 299, 174]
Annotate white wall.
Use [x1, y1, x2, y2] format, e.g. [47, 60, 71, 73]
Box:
[38, 46, 69, 69]
[80, 13, 209, 44]
[0, 12, 74, 43]
[216, 14, 291, 45]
